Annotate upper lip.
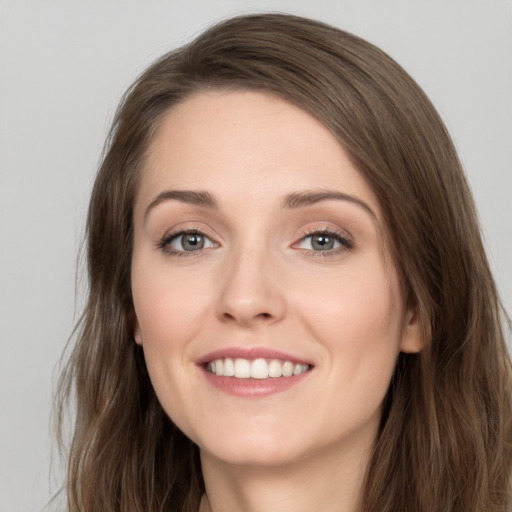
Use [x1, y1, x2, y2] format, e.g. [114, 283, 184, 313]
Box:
[196, 347, 313, 366]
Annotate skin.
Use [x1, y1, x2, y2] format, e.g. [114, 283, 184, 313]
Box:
[131, 90, 421, 512]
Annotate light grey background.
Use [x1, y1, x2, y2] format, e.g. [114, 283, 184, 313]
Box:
[1, 1, 511, 510]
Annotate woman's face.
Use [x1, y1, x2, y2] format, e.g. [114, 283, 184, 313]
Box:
[131, 90, 421, 468]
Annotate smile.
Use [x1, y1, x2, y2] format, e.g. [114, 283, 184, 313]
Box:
[205, 357, 311, 379]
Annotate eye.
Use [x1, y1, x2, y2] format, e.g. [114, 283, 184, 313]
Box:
[295, 229, 353, 253]
[158, 230, 216, 255]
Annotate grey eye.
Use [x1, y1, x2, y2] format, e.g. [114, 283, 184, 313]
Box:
[301, 233, 341, 251]
[170, 232, 213, 251]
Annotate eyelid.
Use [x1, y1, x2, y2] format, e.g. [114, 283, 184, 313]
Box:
[155, 223, 353, 257]
[292, 226, 354, 253]
[156, 226, 219, 256]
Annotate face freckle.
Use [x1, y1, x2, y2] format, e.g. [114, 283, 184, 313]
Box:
[131, 90, 421, 469]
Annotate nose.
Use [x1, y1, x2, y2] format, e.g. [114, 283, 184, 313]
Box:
[215, 245, 286, 328]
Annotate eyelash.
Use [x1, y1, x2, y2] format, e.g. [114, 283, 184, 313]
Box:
[157, 228, 215, 257]
[294, 227, 354, 256]
[156, 227, 354, 257]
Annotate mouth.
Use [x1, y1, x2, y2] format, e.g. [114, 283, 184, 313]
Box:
[205, 357, 312, 379]
[197, 348, 314, 397]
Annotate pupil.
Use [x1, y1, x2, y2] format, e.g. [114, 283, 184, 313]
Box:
[312, 234, 334, 251]
[183, 234, 204, 251]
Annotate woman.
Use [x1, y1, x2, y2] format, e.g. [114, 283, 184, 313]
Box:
[56, 13, 512, 512]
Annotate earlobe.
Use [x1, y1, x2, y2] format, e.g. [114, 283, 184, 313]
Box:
[399, 306, 423, 354]
[134, 317, 143, 346]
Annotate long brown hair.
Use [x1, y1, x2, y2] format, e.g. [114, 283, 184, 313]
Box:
[56, 13, 512, 511]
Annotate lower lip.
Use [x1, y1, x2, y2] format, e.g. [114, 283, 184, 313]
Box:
[200, 367, 311, 397]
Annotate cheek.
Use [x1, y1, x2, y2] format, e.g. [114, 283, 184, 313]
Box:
[131, 260, 209, 428]
[295, 258, 404, 388]
[132, 258, 211, 348]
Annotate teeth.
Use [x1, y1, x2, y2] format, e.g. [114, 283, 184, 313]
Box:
[251, 358, 268, 379]
[282, 361, 294, 377]
[234, 358, 251, 378]
[268, 359, 283, 378]
[206, 357, 310, 378]
[223, 358, 234, 377]
[293, 364, 303, 376]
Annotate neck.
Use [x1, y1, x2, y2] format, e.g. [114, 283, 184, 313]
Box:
[199, 439, 372, 512]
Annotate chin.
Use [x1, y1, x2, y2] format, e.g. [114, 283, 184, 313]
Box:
[201, 440, 307, 468]
[193, 419, 326, 469]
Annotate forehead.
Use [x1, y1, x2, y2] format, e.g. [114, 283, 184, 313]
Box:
[136, 89, 381, 216]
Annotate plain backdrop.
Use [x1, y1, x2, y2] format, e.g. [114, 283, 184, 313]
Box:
[1, 1, 511, 510]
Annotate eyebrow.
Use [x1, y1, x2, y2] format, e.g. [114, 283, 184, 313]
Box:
[143, 188, 376, 221]
[144, 190, 218, 220]
[283, 190, 376, 219]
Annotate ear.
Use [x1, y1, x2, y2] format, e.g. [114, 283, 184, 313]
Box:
[399, 304, 423, 354]
[134, 316, 143, 346]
